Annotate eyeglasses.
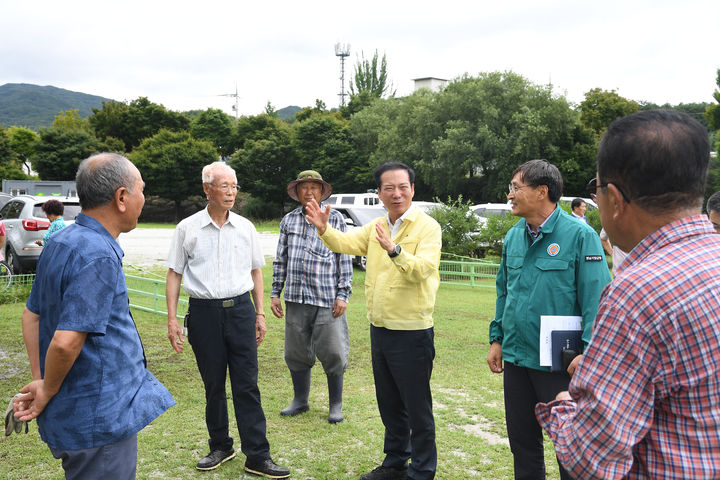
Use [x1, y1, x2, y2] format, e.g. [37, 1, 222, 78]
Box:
[586, 177, 631, 203]
[209, 183, 238, 192]
[508, 183, 532, 194]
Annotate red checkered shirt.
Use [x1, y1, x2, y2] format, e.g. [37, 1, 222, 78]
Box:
[536, 215, 720, 479]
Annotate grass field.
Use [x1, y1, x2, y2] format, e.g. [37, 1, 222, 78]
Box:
[0, 265, 563, 479]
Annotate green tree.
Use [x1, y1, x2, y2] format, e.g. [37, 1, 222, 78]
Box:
[7, 126, 39, 175]
[264, 102, 277, 117]
[130, 129, 217, 222]
[579, 88, 639, 134]
[639, 101, 712, 129]
[230, 114, 298, 215]
[89, 97, 190, 151]
[426, 196, 481, 256]
[0, 128, 28, 180]
[52, 109, 90, 132]
[292, 113, 366, 193]
[88, 100, 129, 148]
[706, 69, 720, 153]
[349, 89, 440, 198]
[350, 50, 394, 98]
[190, 108, 236, 157]
[32, 128, 103, 180]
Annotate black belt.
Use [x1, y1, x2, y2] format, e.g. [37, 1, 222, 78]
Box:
[189, 293, 248, 308]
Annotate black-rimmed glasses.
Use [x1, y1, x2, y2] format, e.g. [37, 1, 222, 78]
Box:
[586, 177, 631, 203]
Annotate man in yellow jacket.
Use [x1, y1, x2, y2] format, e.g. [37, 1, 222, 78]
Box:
[305, 162, 441, 480]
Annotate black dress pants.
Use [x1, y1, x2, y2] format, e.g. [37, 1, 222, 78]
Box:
[188, 293, 270, 460]
[503, 362, 573, 480]
[370, 325, 436, 480]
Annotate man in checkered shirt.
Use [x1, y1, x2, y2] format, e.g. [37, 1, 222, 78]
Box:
[536, 110, 720, 479]
[271, 170, 353, 424]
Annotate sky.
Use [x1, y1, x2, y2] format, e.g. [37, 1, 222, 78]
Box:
[2, 0, 718, 118]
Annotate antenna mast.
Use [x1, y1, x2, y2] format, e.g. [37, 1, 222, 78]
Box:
[335, 43, 350, 107]
[218, 83, 240, 120]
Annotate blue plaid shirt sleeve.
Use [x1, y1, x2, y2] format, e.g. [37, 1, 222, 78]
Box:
[270, 216, 290, 298]
[271, 208, 352, 308]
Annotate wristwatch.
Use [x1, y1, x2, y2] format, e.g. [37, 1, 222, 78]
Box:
[388, 244, 402, 258]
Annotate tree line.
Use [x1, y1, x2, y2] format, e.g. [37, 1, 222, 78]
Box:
[2, 61, 718, 222]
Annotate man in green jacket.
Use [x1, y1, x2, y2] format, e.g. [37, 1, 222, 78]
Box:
[487, 159, 610, 480]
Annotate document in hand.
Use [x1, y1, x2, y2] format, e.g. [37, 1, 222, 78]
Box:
[539, 315, 582, 367]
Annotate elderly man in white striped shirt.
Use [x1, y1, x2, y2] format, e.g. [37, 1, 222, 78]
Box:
[271, 170, 353, 424]
[165, 161, 289, 479]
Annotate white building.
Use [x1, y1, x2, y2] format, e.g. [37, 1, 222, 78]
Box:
[413, 77, 449, 92]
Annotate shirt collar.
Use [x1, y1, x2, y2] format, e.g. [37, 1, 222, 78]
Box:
[618, 215, 715, 274]
[525, 205, 560, 239]
[200, 206, 242, 229]
[75, 213, 124, 260]
[387, 204, 417, 227]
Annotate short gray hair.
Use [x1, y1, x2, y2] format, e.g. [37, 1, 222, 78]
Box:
[202, 162, 236, 184]
[76, 153, 136, 210]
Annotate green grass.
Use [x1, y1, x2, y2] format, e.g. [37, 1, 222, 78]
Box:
[0, 266, 563, 479]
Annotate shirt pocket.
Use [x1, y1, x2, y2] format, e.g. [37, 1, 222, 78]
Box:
[398, 239, 418, 254]
[506, 255, 524, 285]
[308, 234, 334, 258]
[534, 257, 575, 297]
[535, 257, 569, 271]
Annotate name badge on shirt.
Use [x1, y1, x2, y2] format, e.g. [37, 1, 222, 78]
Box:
[585, 255, 603, 262]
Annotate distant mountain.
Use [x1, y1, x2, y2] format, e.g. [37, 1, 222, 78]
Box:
[0, 83, 113, 130]
[276, 105, 302, 121]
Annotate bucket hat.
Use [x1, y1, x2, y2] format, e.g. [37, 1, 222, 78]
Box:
[286, 170, 332, 202]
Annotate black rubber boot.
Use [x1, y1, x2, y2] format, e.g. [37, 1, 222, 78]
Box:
[281, 369, 311, 416]
[327, 374, 344, 424]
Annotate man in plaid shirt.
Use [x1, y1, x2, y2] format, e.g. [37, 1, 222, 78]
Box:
[536, 110, 720, 479]
[271, 170, 353, 424]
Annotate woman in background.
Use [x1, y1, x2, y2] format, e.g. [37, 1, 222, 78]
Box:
[35, 199, 66, 247]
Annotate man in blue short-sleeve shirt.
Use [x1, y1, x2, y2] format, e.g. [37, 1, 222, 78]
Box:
[14, 153, 174, 480]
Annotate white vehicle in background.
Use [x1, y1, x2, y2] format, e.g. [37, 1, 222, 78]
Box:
[326, 192, 380, 207]
[470, 203, 513, 226]
[333, 205, 386, 270]
[0, 195, 81, 273]
[412, 201, 443, 214]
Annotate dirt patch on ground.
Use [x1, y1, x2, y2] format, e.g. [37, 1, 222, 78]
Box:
[0, 348, 27, 382]
[435, 387, 509, 446]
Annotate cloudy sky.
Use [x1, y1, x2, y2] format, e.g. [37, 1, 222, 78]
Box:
[2, 0, 718, 117]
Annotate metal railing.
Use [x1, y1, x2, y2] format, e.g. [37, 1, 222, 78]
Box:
[125, 274, 187, 319]
[3, 256, 500, 316]
[438, 254, 499, 289]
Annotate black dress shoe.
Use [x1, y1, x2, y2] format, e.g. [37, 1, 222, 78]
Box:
[244, 457, 290, 478]
[196, 448, 236, 470]
[359, 465, 408, 480]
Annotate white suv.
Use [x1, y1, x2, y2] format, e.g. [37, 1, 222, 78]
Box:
[0, 195, 81, 273]
[326, 192, 381, 207]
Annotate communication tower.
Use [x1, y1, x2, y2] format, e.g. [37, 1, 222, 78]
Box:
[335, 43, 350, 107]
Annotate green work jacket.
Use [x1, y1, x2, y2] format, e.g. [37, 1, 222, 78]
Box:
[489, 206, 611, 371]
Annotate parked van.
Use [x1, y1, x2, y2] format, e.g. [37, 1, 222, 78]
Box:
[326, 192, 380, 207]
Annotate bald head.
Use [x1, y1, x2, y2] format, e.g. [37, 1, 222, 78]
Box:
[76, 153, 139, 210]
